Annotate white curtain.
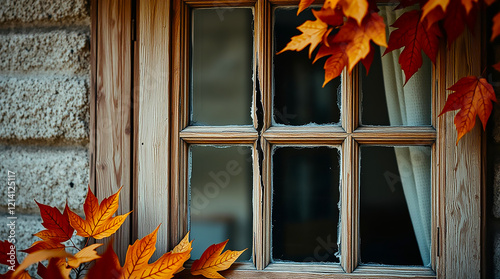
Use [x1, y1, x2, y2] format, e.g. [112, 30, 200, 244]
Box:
[379, 6, 432, 266]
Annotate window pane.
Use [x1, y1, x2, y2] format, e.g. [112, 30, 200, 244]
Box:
[360, 146, 431, 266]
[360, 6, 431, 126]
[189, 145, 253, 261]
[272, 147, 340, 262]
[274, 7, 341, 126]
[190, 8, 253, 126]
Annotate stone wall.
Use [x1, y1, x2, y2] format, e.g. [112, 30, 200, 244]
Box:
[0, 0, 90, 269]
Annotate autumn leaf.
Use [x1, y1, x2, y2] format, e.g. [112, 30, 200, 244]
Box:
[493, 62, 500, 72]
[0, 241, 31, 279]
[439, 76, 497, 143]
[172, 232, 193, 274]
[121, 226, 190, 279]
[422, 0, 449, 20]
[67, 243, 102, 269]
[34, 202, 75, 243]
[323, 0, 368, 25]
[313, 40, 348, 86]
[333, 12, 387, 72]
[312, 7, 344, 27]
[191, 240, 247, 279]
[13, 249, 73, 278]
[491, 12, 500, 41]
[37, 260, 67, 279]
[443, 0, 476, 46]
[67, 186, 131, 239]
[385, 10, 441, 84]
[22, 240, 65, 254]
[277, 11, 329, 58]
[85, 241, 122, 279]
[297, 0, 315, 15]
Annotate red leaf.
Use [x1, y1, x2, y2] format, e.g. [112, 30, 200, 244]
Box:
[86, 241, 122, 279]
[0, 240, 17, 267]
[313, 39, 349, 86]
[385, 10, 442, 84]
[443, 0, 477, 46]
[34, 201, 74, 243]
[312, 7, 344, 27]
[362, 43, 375, 74]
[439, 76, 498, 143]
[493, 62, 500, 72]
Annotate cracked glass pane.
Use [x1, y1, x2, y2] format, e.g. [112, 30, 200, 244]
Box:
[272, 147, 341, 262]
[360, 146, 431, 266]
[189, 145, 253, 261]
[273, 7, 341, 126]
[190, 8, 253, 126]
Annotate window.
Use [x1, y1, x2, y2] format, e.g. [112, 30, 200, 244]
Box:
[170, 0, 438, 276]
[93, 0, 485, 277]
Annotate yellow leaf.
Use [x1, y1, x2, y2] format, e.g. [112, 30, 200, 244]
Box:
[324, 0, 368, 25]
[191, 240, 247, 279]
[422, 0, 449, 19]
[67, 243, 102, 269]
[277, 13, 328, 58]
[13, 250, 73, 278]
[138, 250, 190, 279]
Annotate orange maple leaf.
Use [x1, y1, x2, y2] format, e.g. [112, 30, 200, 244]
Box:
[493, 62, 500, 72]
[385, 10, 442, 84]
[13, 249, 73, 278]
[22, 240, 65, 254]
[297, 0, 315, 15]
[34, 202, 75, 243]
[277, 10, 329, 58]
[67, 243, 102, 269]
[332, 12, 387, 72]
[67, 186, 131, 239]
[439, 76, 498, 143]
[191, 240, 247, 279]
[323, 0, 368, 25]
[121, 226, 190, 279]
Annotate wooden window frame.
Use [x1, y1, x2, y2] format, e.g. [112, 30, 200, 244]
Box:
[92, 0, 486, 277]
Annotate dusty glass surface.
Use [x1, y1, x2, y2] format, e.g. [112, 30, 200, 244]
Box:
[273, 7, 341, 126]
[359, 146, 431, 266]
[190, 8, 253, 126]
[272, 147, 341, 262]
[189, 145, 253, 260]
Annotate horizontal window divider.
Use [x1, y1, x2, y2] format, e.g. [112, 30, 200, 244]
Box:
[264, 263, 344, 273]
[352, 265, 436, 277]
[179, 126, 258, 143]
[263, 126, 347, 144]
[182, 0, 256, 8]
[353, 126, 436, 144]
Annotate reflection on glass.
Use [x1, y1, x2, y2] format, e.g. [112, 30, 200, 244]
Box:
[360, 146, 431, 266]
[190, 8, 253, 126]
[272, 147, 340, 262]
[190, 146, 253, 260]
[361, 6, 431, 126]
[274, 7, 341, 126]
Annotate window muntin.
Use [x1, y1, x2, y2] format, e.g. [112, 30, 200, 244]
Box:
[176, 1, 437, 276]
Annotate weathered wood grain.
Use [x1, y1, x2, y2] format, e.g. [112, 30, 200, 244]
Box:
[96, 0, 132, 261]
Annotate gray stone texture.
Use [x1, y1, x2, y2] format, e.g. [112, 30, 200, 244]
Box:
[0, 29, 89, 75]
[0, 145, 88, 215]
[0, 76, 89, 142]
[0, 0, 89, 23]
[495, 233, 500, 278]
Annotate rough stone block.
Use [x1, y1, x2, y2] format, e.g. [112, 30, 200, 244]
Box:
[0, 145, 88, 215]
[0, 29, 89, 75]
[0, 76, 89, 142]
[0, 214, 85, 275]
[0, 0, 89, 23]
[495, 233, 500, 278]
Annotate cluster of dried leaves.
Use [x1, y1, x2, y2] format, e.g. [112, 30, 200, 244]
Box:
[0, 187, 245, 279]
[280, 0, 499, 143]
